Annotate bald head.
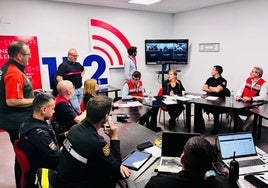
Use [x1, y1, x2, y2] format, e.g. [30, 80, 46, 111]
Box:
[57, 80, 74, 95]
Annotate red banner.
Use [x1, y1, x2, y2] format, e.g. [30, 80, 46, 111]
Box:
[0, 36, 42, 89]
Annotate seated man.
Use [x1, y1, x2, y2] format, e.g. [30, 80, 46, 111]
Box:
[235, 66, 268, 131]
[19, 93, 60, 186]
[54, 80, 86, 134]
[56, 96, 130, 187]
[122, 71, 161, 132]
[195, 65, 228, 134]
[145, 136, 224, 188]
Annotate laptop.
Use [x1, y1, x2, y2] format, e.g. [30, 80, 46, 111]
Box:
[158, 132, 201, 173]
[217, 132, 268, 175]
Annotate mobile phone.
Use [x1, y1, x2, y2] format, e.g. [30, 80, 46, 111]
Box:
[212, 162, 228, 176]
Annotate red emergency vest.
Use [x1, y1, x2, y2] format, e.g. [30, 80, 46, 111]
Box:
[126, 80, 143, 97]
[242, 77, 265, 98]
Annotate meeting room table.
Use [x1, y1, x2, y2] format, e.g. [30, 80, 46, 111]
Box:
[193, 96, 267, 134]
[142, 96, 193, 132]
[250, 102, 268, 140]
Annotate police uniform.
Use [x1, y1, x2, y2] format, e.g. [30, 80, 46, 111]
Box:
[57, 120, 123, 188]
[195, 76, 228, 133]
[19, 116, 60, 173]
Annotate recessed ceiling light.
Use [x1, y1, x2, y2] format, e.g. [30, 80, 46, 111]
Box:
[128, 0, 161, 5]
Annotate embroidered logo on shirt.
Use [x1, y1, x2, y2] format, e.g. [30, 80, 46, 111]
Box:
[102, 144, 110, 156]
[49, 141, 57, 151]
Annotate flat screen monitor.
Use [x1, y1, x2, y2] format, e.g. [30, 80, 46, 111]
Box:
[145, 39, 189, 65]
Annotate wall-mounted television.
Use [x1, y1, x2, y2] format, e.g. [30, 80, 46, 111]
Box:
[145, 39, 189, 65]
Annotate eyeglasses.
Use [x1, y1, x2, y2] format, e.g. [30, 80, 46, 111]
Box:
[69, 54, 79, 57]
[22, 53, 31, 57]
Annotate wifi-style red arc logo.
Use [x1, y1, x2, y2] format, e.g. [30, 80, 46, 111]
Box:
[90, 19, 132, 67]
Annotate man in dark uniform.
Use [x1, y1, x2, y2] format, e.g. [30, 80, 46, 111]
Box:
[19, 93, 60, 187]
[56, 48, 85, 113]
[194, 65, 228, 134]
[145, 136, 224, 188]
[57, 96, 130, 188]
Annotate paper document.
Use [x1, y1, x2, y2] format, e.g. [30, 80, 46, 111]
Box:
[163, 100, 177, 105]
[185, 94, 201, 99]
[176, 96, 191, 101]
[205, 96, 219, 100]
[118, 101, 143, 107]
[144, 145, 161, 158]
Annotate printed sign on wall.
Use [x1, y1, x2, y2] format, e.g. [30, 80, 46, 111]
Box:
[0, 36, 42, 89]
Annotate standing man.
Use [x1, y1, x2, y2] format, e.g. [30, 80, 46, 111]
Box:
[195, 65, 228, 134]
[57, 96, 130, 187]
[19, 93, 60, 186]
[235, 66, 267, 131]
[124, 46, 137, 81]
[0, 40, 34, 144]
[56, 48, 85, 113]
[0, 40, 34, 187]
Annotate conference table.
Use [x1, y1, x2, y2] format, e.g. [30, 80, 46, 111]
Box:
[98, 98, 267, 188]
[250, 103, 268, 140]
[192, 96, 267, 134]
[97, 85, 120, 98]
[142, 96, 192, 132]
[98, 99, 161, 187]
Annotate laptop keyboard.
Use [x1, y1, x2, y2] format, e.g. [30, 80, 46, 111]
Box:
[238, 159, 266, 167]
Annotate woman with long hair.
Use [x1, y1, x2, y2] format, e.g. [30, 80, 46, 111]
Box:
[163, 69, 186, 128]
[82, 79, 98, 108]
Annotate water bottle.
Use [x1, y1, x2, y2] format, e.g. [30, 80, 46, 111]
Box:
[230, 90, 234, 104]
[148, 91, 152, 100]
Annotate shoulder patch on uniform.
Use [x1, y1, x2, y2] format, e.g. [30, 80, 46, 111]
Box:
[49, 141, 57, 151]
[36, 128, 43, 134]
[102, 144, 110, 156]
[223, 81, 226, 86]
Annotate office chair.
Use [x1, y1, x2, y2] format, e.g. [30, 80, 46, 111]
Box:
[13, 139, 31, 188]
[157, 88, 185, 128]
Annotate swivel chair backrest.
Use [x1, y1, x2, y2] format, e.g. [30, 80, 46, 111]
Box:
[13, 139, 31, 188]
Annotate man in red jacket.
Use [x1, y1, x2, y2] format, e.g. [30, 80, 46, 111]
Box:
[235, 67, 267, 131]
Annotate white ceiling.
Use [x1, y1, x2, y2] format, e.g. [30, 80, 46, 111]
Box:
[46, 0, 239, 14]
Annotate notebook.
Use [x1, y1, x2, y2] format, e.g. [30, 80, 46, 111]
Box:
[158, 132, 201, 173]
[217, 132, 268, 175]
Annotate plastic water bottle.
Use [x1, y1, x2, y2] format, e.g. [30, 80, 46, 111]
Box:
[148, 91, 153, 101]
[230, 90, 234, 104]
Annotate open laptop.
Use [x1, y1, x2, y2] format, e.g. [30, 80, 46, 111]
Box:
[158, 132, 201, 173]
[217, 132, 268, 175]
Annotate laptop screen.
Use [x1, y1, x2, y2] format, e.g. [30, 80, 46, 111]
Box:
[161, 132, 200, 157]
[217, 132, 257, 159]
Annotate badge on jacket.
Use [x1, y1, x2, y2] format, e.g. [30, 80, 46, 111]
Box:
[102, 144, 110, 156]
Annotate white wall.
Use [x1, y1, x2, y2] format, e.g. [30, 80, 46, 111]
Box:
[0, 0, 267, 96]
[173, 0, 268, 94]
[0, 0, 173, 95]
